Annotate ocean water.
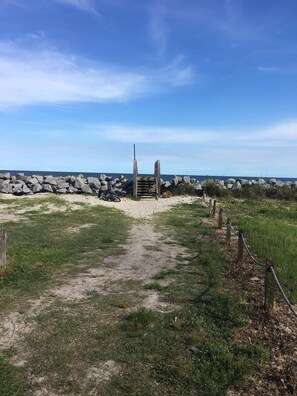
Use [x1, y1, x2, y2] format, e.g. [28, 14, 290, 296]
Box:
[1, 170, 296, 183]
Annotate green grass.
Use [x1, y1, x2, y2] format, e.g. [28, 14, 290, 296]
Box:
[0, 197, 264, 395]
[0, 356, 29, 395]
[220, 198, 297, 303]
[153, 268, 176, 279]
[0, 196, 132, 394]
[101, 203, 264, 395]
[0, 197, 131, 302]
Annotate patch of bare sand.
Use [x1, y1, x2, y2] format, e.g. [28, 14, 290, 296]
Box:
[60, 194, 198, 219]
[49, 222, 187, 303]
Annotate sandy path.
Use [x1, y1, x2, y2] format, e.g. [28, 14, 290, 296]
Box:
[0, 195, 198, 354]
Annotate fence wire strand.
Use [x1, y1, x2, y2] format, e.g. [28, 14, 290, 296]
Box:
[210, 199, 297, 320]
[242, 236, 265, 267]
[271, 267, 297, 318]
[230, 223, 239, 235]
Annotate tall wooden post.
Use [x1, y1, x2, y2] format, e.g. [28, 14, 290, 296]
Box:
[202, 190, 206, 203]
[264, 259, 275, 315]
[212, 199, 217, 217]
[218, 209, 223, 229]
[208, 198, 212, 213]
[154, 160, 161, 198]
[226, 218, 231, 243]
[0, 229, 7, 273]
[237, 230, 244, 262]
[133, 159, 138, 197]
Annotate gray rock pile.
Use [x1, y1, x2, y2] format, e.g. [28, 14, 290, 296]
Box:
[0, 172, 296, 196]
[162, 176, 297, 193]
[0, 173, 130, 196]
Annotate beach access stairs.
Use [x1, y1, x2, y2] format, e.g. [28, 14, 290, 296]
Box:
[133, 160, 161, 199]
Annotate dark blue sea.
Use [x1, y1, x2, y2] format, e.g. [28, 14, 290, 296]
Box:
[1, 170, 296, 183]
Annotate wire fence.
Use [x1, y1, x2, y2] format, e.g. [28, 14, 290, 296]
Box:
[208, 198, 297, 319]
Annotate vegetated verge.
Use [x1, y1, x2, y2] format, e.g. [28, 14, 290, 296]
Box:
[102, 202, 264, 395]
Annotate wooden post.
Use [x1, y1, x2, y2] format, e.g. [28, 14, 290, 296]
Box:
[133, 159, 138, 197]
[237, 230, 244, 262]
[218, 208, 223, 229]
[0, 229, 7, 273]
[226, 218, 231, 243]
[154, 160, 161, 198]
[208, 198, 212, 213]
[202, 190, 206, 203]
[212, 199, 217, 217]
[264, 259, 275, 315]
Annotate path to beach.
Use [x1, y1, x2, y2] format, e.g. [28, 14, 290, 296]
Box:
[0, 194, 199, 394]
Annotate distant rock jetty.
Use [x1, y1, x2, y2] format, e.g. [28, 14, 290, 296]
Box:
[0, 172, 296, 196]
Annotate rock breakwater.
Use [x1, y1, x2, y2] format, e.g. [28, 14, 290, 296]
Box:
[0, 172, 296, 196]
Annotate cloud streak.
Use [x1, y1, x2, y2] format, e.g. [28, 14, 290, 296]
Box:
[54, 0, 101, 17]
[99, 121, 297, 147]
[0, 42, 194, 110]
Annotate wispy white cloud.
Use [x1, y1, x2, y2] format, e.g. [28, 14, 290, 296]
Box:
[99, 125, 219, 144]
[0, 0, 29, 10]
[0, 41, 194, 110]
[148, 3, 169, 56]
[54, 0, 101, 17]
[98, 120, 297, 147]
[258, 66, 279, 72]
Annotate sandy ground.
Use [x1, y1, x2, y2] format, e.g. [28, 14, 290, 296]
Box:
[0, 192, 199, 220]
[0, 194, 198, 393]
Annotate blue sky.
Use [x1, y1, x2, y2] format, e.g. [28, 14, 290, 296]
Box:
[0, 0, 297, 177]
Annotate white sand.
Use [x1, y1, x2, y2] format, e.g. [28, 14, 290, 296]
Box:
[0, 193, 200, 220]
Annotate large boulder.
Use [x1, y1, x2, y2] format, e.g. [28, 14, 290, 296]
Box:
[57, 180, 70, 189]
[43, 184, 54, 193]
[275, 180, 285, 187]
[32, 183, 43, 193]
[81, 185, 92, 194]
[183, 176, 191, 184]
[12, 184, 23, 195]
[16, 173, 27, 182]
[87, 177, 100, 189]
[0, 180, 12, 193]
[44, 176, 58, 186]
[74, 177, 86, 189]
[27, 177, 39, 185]
[258, 178, 266, 185]
[193, 183, 202, 191]
[57, 188, 67, 194]
[172, 176, 181, 186]
[33, 175, 44, 184]
[22, 185, 32, 195]
[0, 172, 10, 180]
[68, 186, 79, 194]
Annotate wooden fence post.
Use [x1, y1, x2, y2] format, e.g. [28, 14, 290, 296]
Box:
[154, 160, 161, 198]
[212, 199, 217, 217]
[202, 190, 206, 203]
[133, 159, 138, 197]
[226, 218, 231, 243]
[218, 208, 223, 229]
[237, 230, 244, 262]
[0, 229, 7, 273]
[264, 259, 275, 315]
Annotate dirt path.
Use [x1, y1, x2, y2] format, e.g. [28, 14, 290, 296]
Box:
[0, 195, 198, 394]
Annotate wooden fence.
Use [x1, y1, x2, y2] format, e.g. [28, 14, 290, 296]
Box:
[0, 228, 7, 273]
[208, 199, 297, 319]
